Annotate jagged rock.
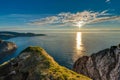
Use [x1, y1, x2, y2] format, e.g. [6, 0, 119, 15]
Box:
[0, 40, 17, 60]
[0, 46, 91, 80]
[73, 44, 120, 80]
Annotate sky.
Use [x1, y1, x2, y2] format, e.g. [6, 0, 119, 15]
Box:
[0, 0, 120, 30]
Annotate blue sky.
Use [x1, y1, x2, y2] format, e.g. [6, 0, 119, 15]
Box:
[0, 0, 120, 30]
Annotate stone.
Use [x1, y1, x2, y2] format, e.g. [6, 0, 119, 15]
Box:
[73, 44, 120, 80]
[0, 40, 17, 60]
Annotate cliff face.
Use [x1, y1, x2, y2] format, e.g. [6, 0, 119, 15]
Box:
[0, 46, 91, 80]
[0, 40, 17, 59]
[73, 45, 120, 80]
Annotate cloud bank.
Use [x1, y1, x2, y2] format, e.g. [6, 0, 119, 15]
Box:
[30, 10, 120, 27]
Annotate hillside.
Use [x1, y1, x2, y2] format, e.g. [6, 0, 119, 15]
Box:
[0, 31, 45, 40]
[0, 46, 91, 80]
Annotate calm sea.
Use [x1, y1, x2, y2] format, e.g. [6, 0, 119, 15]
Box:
[1, 30, 120, 69]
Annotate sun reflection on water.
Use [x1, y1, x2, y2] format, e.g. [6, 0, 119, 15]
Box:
[73, 32, 85, 62]
[76, 32, 82, 50]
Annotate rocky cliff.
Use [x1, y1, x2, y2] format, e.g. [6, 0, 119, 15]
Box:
[73, 44, 120, 80]
[0, 46, 91, 80]
[0, 40, 17, 60]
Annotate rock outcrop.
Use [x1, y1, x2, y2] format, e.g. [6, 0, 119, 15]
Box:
[73, 44, 120, 80]
[0, 40, 17, 59]
[0, 46, 91, 80]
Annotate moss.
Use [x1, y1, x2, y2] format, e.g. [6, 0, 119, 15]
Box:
[21, 46, 43, 53]
[24, 46, 91, 80]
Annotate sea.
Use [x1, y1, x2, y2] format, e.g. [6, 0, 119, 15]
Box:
[1, 30, 120, 69]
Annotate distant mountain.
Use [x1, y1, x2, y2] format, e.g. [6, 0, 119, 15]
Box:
[0, 31, 46, 40]
[0, 46, 91, 80]
[73, 44, 120, 80]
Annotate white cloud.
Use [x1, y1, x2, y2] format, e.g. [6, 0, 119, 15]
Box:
[30, 10, 120, 27]
[106, 0, 110, 3]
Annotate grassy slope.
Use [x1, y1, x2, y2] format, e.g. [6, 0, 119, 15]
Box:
[0, 46, 91, 80]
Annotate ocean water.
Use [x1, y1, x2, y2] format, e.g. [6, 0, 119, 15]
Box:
[1, 30, 120, 69]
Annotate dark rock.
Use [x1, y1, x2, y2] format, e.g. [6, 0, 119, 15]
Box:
[0, 39, 3, 43]
[73, 44, 120, 80]
[0, 40, 17, 60]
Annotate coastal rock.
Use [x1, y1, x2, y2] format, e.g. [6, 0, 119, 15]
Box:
[73, 44, 120, 80]
[0, 40, 17, 59]
[0, 46, 91, 80]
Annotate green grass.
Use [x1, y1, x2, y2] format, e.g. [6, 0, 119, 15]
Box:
[21, 46, 91, 80]
[0, 46, 91, 80]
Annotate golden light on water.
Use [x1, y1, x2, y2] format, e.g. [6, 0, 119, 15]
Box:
[76, 32, 82, 50]
[73, 32, 85, 62]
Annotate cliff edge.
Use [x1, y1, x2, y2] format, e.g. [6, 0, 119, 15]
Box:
[0, 46, 91, 80]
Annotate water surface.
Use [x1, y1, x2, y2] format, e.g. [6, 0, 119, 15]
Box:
[1, 31, 120, 69]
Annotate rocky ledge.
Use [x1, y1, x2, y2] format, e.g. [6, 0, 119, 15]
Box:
[0, 46, 91, 80]
[0, 40, 17, 60]
[73, 44, 120, 80]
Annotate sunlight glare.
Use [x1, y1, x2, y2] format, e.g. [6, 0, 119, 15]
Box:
[72, 32, 85, 62]
[75, 21, 85, 28]
[76, 32, 82, 50]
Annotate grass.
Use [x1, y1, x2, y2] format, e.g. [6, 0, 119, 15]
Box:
[0, 46, 91, 80]
[21, 46, 91, 80]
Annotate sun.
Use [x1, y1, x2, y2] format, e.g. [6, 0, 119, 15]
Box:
[75, 21, 85, 28]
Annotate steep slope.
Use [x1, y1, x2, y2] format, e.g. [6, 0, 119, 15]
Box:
[0, 46, 91, 80]
[73, 45, 120, 80]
